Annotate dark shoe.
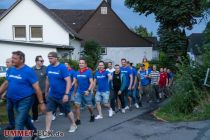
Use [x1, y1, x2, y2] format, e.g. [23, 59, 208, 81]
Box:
[4, 125, 15, 130]
[75, 119, 81, 125]
[90, 115, 95, 122]
[31, 135, 40, 140]
[138, 101, 143, 107]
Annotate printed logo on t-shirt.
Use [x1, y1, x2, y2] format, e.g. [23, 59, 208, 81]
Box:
[96, 75, 105, 79]
[77, 75, 87, 78]
[48, 71, 60, 75]
[9, 74, 22, 79]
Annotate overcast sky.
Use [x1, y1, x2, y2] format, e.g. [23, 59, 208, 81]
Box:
[0, 0, 209, 37]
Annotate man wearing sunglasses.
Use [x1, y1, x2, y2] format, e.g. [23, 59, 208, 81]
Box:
[31, 55, 47, 123]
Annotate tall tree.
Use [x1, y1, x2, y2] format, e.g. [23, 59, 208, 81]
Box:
[82, 40, 101, 70]
[125, 0, 209, 66]
[131, 25, 153, 37]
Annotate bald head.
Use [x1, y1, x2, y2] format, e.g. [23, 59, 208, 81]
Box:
[6, 58, 12, 68]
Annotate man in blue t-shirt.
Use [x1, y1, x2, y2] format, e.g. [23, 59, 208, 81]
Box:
[0, 51, 46, 140]
[65, 62, 76, 102]
[138, 64, 152, 103]
[94, 61, 113, 119]
[128, 62, 139, 109]
[43, 52, 77, 137]
[74, 58, 95, 125]
[120, 58, 133, 110]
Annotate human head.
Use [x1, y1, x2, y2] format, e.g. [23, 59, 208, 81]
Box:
[143, 58, 147, 63]
[79, 58, 86, 69]
[64, 62, 70, 68]
[140, 63, 145, 70]
[12, 51, 25, 67]
[108, 62, 113, 69]
[48, 52, 58, 65]
[114, 64, 120, 73]
[167, 69, 171, 73]
[98, 61, 105, 71]
[6, 58, 12, 68]
[152, 65, 157, 71]
[35, 55, 44, 67]
[160, 68, 164, 72]
[121, 58, 127, 67]
[164, 68, 167, 72]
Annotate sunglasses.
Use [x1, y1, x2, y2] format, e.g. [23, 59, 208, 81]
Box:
[38, 60, 44, 63]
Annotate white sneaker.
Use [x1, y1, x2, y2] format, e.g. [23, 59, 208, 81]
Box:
[135, 103, 139, 109]
[52, 115, 56, 121]
[95, 115, 103, 120]
[125, 106, 129, 110]
[58, 113, 64, 116]
[68, 125, 77, 133]
[108, 109, 114, 117]
[122, 109, 125, 113]
[39, 134, 50, 139]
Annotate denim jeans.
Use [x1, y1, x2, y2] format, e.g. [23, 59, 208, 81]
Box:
[14, 95, 37, 140]
[6, 98, 15, 127]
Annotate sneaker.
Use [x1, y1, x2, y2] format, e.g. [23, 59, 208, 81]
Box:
[31, 119, 38, 123]
[124, 106, 129, 110]
[138, 101, 143, 107]
[90, 115, 95, 122]
[75, 119, 81, 125]
[39, 135, 50, 139]
[134, 103, 139, 109]
[121, 109, 125, 113]
[68, 125, 77, 133]
[58, 113, 64, 116]
[95, 115, 103, 120]
[108, 109, 114, 117]
[52, 114, 56, 121]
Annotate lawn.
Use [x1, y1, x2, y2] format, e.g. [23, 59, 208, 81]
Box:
[0, 100, 8, 125]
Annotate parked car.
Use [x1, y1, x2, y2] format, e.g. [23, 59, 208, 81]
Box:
[0, 66, 7, 77]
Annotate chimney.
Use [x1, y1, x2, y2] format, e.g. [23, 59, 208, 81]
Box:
[104, 0, 111, 7]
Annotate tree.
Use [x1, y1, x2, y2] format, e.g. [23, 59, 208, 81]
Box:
[131, 25, 153, 37]
[125, 0, 209, 67]
[82, 40, 101, 70]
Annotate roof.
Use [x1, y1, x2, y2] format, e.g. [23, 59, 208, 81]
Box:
[188, 33, 204, 55]
[78, 1, 154, 47]
[0, 39, 74, 50]
[0, 0, 81, 39]
[51, 9, 94, 32]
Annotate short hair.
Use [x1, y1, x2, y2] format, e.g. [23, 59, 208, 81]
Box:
[115, 64, 120, 67]
[98, 61, 105, 65]
[35, 55, 42, 61]
[121, 58, 126, 61]
[79, 57, 86, 63]
[12, 51, 25, 63]
[108, 61, 112, 64]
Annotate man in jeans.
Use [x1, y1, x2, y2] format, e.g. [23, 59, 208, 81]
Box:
[0, 51, 46, 140]
[150, 65, 160, 102]
[32, 55, 47, 122]
[94, 61, 113, 119]
[110, 64, 126, 113]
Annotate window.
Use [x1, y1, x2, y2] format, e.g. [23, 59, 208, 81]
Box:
[30, 26, 43, 41]
[101, 7, 107, 15]
[100, 47, 107, 55]
[13, 26, 26, 40]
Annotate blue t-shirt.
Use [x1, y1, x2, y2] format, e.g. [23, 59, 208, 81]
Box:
[140, 70, 150, 86]
[6, 65, 37, 101]
[120, 66, 132, 87]
[168, 72, 174, 79]
[46, 64, 69, 99]
[131, 67, 137, 86]
[68, 68, 75, 93]
[75, 69, 93, 94]
[94, 70, 110, 92]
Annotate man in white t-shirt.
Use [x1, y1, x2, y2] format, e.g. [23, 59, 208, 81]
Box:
[106, 62, 115, 74]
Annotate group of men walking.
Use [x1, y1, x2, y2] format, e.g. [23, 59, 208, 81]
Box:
[0, 51, 173, 140]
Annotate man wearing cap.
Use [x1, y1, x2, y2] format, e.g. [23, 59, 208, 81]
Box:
[42, 52, 77, 138]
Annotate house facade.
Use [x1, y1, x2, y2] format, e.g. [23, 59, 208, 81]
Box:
[0, 0, 82, 66]
[0, 0, 157, 66]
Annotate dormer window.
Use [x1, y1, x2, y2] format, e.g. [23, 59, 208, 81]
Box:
[30, 25, 43, 41]
[13, 25, 26, 41]
[101, 7, 107, 15]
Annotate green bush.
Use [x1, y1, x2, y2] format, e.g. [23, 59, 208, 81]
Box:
[59, 59, 79, 70]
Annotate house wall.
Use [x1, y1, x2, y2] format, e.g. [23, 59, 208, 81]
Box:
[71, 39, 82, 60]
[0, 0, 69, 45]
[0, 42, 56, 66]
[152, 50, 159, 60]
[102, 47, 153, 66]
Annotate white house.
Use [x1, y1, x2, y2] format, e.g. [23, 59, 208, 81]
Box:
[0, 0, 158, 67]
[0, 0, 82, 66]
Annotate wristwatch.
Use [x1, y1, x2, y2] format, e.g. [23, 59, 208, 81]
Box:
[39, 101, 44, 104]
